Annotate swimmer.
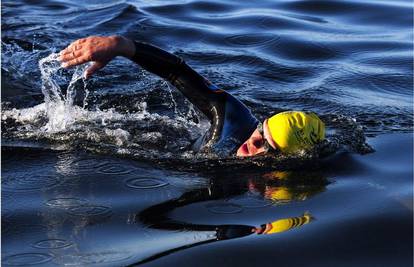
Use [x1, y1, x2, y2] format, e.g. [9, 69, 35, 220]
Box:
[59, 36, 325, 157]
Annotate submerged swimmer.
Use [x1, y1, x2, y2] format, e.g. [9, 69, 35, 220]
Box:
[59, 36, 325, 157]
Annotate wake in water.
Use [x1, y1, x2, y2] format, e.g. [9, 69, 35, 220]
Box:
[1, 52, 373, 171]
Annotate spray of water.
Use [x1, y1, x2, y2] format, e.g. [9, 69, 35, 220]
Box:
[2, 49, 373, 166]
[38, 53, 91, 132]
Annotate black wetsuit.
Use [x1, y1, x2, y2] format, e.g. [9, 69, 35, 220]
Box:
[132, 41, 259, 156]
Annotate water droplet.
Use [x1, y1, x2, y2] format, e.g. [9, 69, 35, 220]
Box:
[3, 253, 53, 266]
[125, 178, 169, 189]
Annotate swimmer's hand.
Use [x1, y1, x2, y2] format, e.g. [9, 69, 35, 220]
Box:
[59, 35, 135, 79]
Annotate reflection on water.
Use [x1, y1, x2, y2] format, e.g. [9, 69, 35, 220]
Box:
[2, 146, 328, 266]
[255, 212, 313, 235]
[2, 133, 413, 266]
[135, 211, 314, 265]
[254, 171, 327, 202]
[133, 170, 325, 263]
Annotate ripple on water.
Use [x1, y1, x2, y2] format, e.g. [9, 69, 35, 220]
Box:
[32, 239, 73, 249]
[54, 251, 133, 265]
[70, 158, 103, 174]
[2, 253, 53, 266]
[97, 162, 134, 175]
[125, 178, 169, 189]
[46, 197, 89, 209]
[67, 205, 112, 217]
[2, 173, 63, 192]
[206, 202, 243, 214]
[225, 33, 279, 47]
[228, 195, 272, 209]
[66, 158, 136, 176]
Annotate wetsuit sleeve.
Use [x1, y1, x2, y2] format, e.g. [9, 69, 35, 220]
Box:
[131, 41, 259, 154]
[131, 41, 226, 124]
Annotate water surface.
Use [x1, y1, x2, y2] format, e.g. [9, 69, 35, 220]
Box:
[1, 0, 413, 266]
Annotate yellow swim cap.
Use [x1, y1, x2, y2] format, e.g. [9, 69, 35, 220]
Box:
[267, 111, 325, 153]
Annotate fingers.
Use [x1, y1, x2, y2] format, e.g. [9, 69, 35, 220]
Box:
[61, 54, 92, 68]
[60, 45, 81, 55]
[60, 40, 84, 56]
[59, 36, 115, 71]
[59, 50, 83, 62]
[67, 38, 87, 52]
[76, 38, 87, 45]
[59, 38, 91, 64]
[84, 61, 106, 78]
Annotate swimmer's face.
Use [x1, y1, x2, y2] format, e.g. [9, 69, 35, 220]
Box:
[236, 119, 277, 157]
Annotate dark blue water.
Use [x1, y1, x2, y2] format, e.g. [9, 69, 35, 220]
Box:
[1, 0, 413, 266]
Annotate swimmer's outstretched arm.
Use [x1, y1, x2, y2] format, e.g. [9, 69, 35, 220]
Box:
[60, 35, 225, 122]
[60, 36, 135, 78]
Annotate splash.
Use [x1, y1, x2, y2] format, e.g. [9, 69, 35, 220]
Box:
[2, 50, 203, 157]
[38, 53, 91, 132]
[1, 50, 373, 169]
